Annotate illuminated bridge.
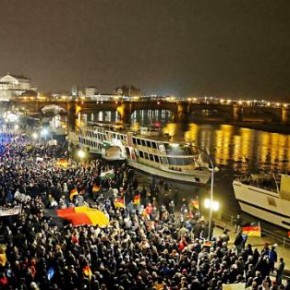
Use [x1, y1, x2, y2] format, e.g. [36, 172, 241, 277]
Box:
[5, 96, 290, 125]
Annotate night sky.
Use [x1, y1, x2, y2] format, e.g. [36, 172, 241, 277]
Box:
[0, 0, 290, 99]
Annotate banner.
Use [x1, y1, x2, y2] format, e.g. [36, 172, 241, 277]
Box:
[222, 284, 246, 290]
[0, 205, 22, 217]
[48, 139, 57, 146]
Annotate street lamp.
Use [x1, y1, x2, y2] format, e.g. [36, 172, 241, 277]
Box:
[203, 149, 219, 240]
[41, 128, 49, 142]
[32, 132, 38, 140]
[77, 149, 86, 164]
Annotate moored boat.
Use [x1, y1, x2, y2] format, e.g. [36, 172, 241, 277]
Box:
[69, 125, 211, 184]
[233, 173, 290, 230]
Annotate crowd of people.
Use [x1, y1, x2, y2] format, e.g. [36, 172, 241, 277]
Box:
[0, 132, 289, 290]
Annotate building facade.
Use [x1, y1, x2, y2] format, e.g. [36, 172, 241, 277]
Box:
[0, 74, 36, 101]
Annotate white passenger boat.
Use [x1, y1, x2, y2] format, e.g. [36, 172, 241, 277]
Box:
[69, 127, 126, 161]
[233, 173, 290, 230]
[139, 126, 161, 137]
[69, 125, 211, 184]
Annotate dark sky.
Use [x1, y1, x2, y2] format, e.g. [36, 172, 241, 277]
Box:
[0, 0, 290, 99]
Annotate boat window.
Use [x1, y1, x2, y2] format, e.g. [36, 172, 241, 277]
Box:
[139, 151, 144, 158]
[164, 144, 195, 156]
[144, 152, 149, 159]
[161, 157, 168, 164]
[125, 147, 130, 156]
[150, 154, 154, 161]
[152, 142, 157, 149]
[132, 138, 137, 144]
[141, 140, 146, 146]
[146, 141, 152, 148]
[154, 155, 159, 162]
[168, 157, 195, 165]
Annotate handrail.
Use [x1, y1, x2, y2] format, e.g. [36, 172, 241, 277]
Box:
[218, 212, 290, 249]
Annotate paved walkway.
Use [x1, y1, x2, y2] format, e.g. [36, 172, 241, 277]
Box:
[213, 218, 290, 282]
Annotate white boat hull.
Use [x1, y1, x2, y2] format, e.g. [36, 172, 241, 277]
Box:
[233, 180, 290, 230]
[128, 160, 210, 184]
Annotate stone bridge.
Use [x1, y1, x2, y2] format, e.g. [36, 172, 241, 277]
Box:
[6, 98, 290, 125]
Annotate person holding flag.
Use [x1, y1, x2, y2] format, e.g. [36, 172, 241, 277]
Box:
[241, 221, 261, 237]
[133, 193, 141, 206]
[69, 188, 78, 201]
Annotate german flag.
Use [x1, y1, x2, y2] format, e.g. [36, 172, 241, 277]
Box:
[83, 265, 92, 280]
[191, 199, 199, 210]
[242, 222, 261, 237]
[92, 184, 100, 193]
[133, 194, 141, 205]
[69, 188, 78, 201]
[56, 206, 109, 227]
[55, 158, 68, 168]
[0, 244, 7, 267]
[203, 241, 212, 247]
[114, 197, 125, 208]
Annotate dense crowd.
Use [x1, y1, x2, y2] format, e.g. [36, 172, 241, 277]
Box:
[0, 132, 289, 290]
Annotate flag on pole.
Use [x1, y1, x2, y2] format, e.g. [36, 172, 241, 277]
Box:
[114, 197, 125, 208]
[0, 244, 7, 267]
[83, 265, 92, 280]
[92, 184, 100, 193]
[133, 194, 141, 205]
[56, 158, 68, 168]
[288, 231, 290, 239]
[191, 199, 199, 210]
[69, 188, 78, 201]
[100, 169, 115, 180]
[242, 222, 261, 237]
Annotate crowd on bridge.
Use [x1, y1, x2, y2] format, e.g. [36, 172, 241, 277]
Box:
[0, 132, 289, 290]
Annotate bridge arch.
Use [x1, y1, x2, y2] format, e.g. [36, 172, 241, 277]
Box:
[41, 104, 67, 115]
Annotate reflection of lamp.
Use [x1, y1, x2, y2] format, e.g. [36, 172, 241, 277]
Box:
[32, 133, 38, 140]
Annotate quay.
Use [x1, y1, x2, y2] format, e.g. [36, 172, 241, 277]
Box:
[213, 216, 290, 283]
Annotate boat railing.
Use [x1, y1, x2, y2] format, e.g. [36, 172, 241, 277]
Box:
[236, 175, 279, 193]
